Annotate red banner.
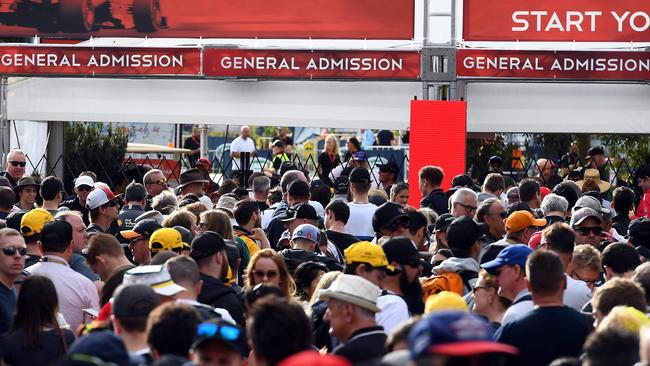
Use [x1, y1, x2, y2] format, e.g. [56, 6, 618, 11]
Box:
[408, 101, 466, 206]
[457, 49, 650, 80]
[0, 0, 413, 40]
[203, 49, 421, 80]
[0, 46, 200, 76]
[463, 0, 650, 42]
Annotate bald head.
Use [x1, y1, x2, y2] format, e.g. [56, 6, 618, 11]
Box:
[241, 125, 251, 139]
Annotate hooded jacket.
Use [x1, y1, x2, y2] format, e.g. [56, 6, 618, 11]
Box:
[197, 273, 246, 327]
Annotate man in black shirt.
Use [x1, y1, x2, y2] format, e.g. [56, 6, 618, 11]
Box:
[60, 175, 95, 226]
[0, 187, 15, 221]
[117, 182, 147, 234]
[496, 250, 591, 366]
[191, 232, 246, 327]
[0, 149, 26, 188]
[86, 186, 120, 235]
[418, 166, 448, 215]
[320, 274, 387, 365]
[184, 125, 201, 168]
[272, 127, 294, 155]
[324, 200, 359, 252]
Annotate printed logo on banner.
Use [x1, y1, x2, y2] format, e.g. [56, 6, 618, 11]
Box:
[0, 0, 414, 40]
[0, 47, 201, 76]
[463, 0, 650, 42]
[457, 49, 650, 81]
[203, 49, 421, 80]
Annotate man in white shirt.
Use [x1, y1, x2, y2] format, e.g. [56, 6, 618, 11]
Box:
[230, 125, 257, 158]
[481, 244, 534, 325]
[345, 168, 377, 241]
[25, 220, 99, 331]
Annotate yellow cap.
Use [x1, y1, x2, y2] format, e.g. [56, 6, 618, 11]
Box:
[149, 228, 183, 254]
[344, 241, 391, 269]
[424, 291, 468, 314]
[506, 210, 547, 234]
[20, 208, 54, 237]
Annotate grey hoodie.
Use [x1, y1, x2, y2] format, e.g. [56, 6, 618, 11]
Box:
[432, 257, 481, 295]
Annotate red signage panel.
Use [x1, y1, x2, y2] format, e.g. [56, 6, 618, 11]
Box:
[203, 49, 421, 80]
[408, 101, 466, 207]
[463, 0, 650, 42]
[457, 49, 650, 81]
[0, 47, 201, 76]
[0, 0, 414, 40]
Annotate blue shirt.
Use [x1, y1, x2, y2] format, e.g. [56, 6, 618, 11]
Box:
[70, 253, 100, 282]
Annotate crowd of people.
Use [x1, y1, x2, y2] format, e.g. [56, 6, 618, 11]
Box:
[0, 140, 649, 366]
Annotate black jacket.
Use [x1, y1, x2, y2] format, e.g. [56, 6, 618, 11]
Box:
[279, 249, 343, 273]
[333, 326, 387, 365]
[420, 188, 448, 215]
[60, 196, 90, 226]
[197, 273, 246, 327]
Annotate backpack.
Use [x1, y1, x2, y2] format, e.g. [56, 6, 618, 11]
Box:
[421, 270, 478, 300]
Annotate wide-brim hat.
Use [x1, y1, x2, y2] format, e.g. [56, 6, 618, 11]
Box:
[319, 274, 381, 313]
[13, 177, 39, 193]
[575, 169, 610, 193]
[177, 168, 208, 189]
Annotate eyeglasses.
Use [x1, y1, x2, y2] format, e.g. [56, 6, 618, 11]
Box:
[9, 161, 26, 167]
[3, 246, 27, 256]
[253, 270, 278, 279]
[197, 322, 241, 340]
[198, 222, 208, 228]
[572, 272, 602, 288]
[77, 185, 94, 192]
[472, 286, 489, 293]
[454, 202, 477, 213]
[576, 227, 603, 236]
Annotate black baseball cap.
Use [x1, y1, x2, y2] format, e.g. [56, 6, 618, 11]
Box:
[112, 283, 160, 318]
[382, 237, 421, 265]
[288, 180, 310, 198]
[334, 176, 349, 195]
[271, 139, 285, 148]
[120, 219, 162, 240]
[378, 161, 399, 175]
[192, 318, 248, 357]
[587, 146, 605, 157]
[173, 225, 194, 249]
[434, 213, 455, 232]
[446, 216, 485, 250]
[349, 168, 371, 184]
[41, 219, 73, 245]
[190, 231, 226, 260]
[279, 203, 318, 222]
[629, 217, 650, 242]
[372, 202, 409, 233]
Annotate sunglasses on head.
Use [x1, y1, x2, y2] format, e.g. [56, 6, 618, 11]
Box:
[3, 246, 27, 256]
[197, 322, 241, 341]
[9, 161, 26, 167]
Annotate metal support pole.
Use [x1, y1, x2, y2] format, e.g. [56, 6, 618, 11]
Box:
[422, 0, 430, 45]
[450, 0, 457, 46]
[422, 82, 430, 100]
[46, 121, 64, 179]
[199, 124, 208, 159]
[0, 77, 9, 165]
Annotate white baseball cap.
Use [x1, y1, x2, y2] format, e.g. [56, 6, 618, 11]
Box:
[123, 265, 186, 297]
[86, 186, 116, 210]
[75, 175, 95, 188]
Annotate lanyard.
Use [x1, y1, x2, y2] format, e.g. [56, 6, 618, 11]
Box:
[41, 256, 68, 266]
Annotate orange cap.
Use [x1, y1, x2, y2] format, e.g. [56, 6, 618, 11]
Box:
[506, 211, 547, 234]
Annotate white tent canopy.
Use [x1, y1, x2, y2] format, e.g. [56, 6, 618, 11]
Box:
[7, 77, 419, 130]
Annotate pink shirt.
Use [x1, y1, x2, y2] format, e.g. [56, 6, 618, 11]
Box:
[25, 255, 99, 331]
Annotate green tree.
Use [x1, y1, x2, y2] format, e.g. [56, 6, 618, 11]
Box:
[64, 122, 128, 192]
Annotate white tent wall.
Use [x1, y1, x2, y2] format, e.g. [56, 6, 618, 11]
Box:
[8, 120, 49, 176]
[466, 82, 650, 134]
[7, 78, 420, 130]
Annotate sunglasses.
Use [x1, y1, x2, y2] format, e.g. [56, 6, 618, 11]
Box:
[153, 178, 168, 186]
[576, 227, 603, 236]
[77, 185, 94, 192]
[455, 202, 477, 213]
[3, 246, 27, 256]
[254, 270, 278, 279]
[197, 322, 241, 341]
[490, 212, 507, 219]
[9, 161, 26, 167]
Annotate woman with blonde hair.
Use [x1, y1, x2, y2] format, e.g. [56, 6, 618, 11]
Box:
[318, 134, 341, 186]
[245, 248, 295, 298]
[471, 269, 511, 330]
